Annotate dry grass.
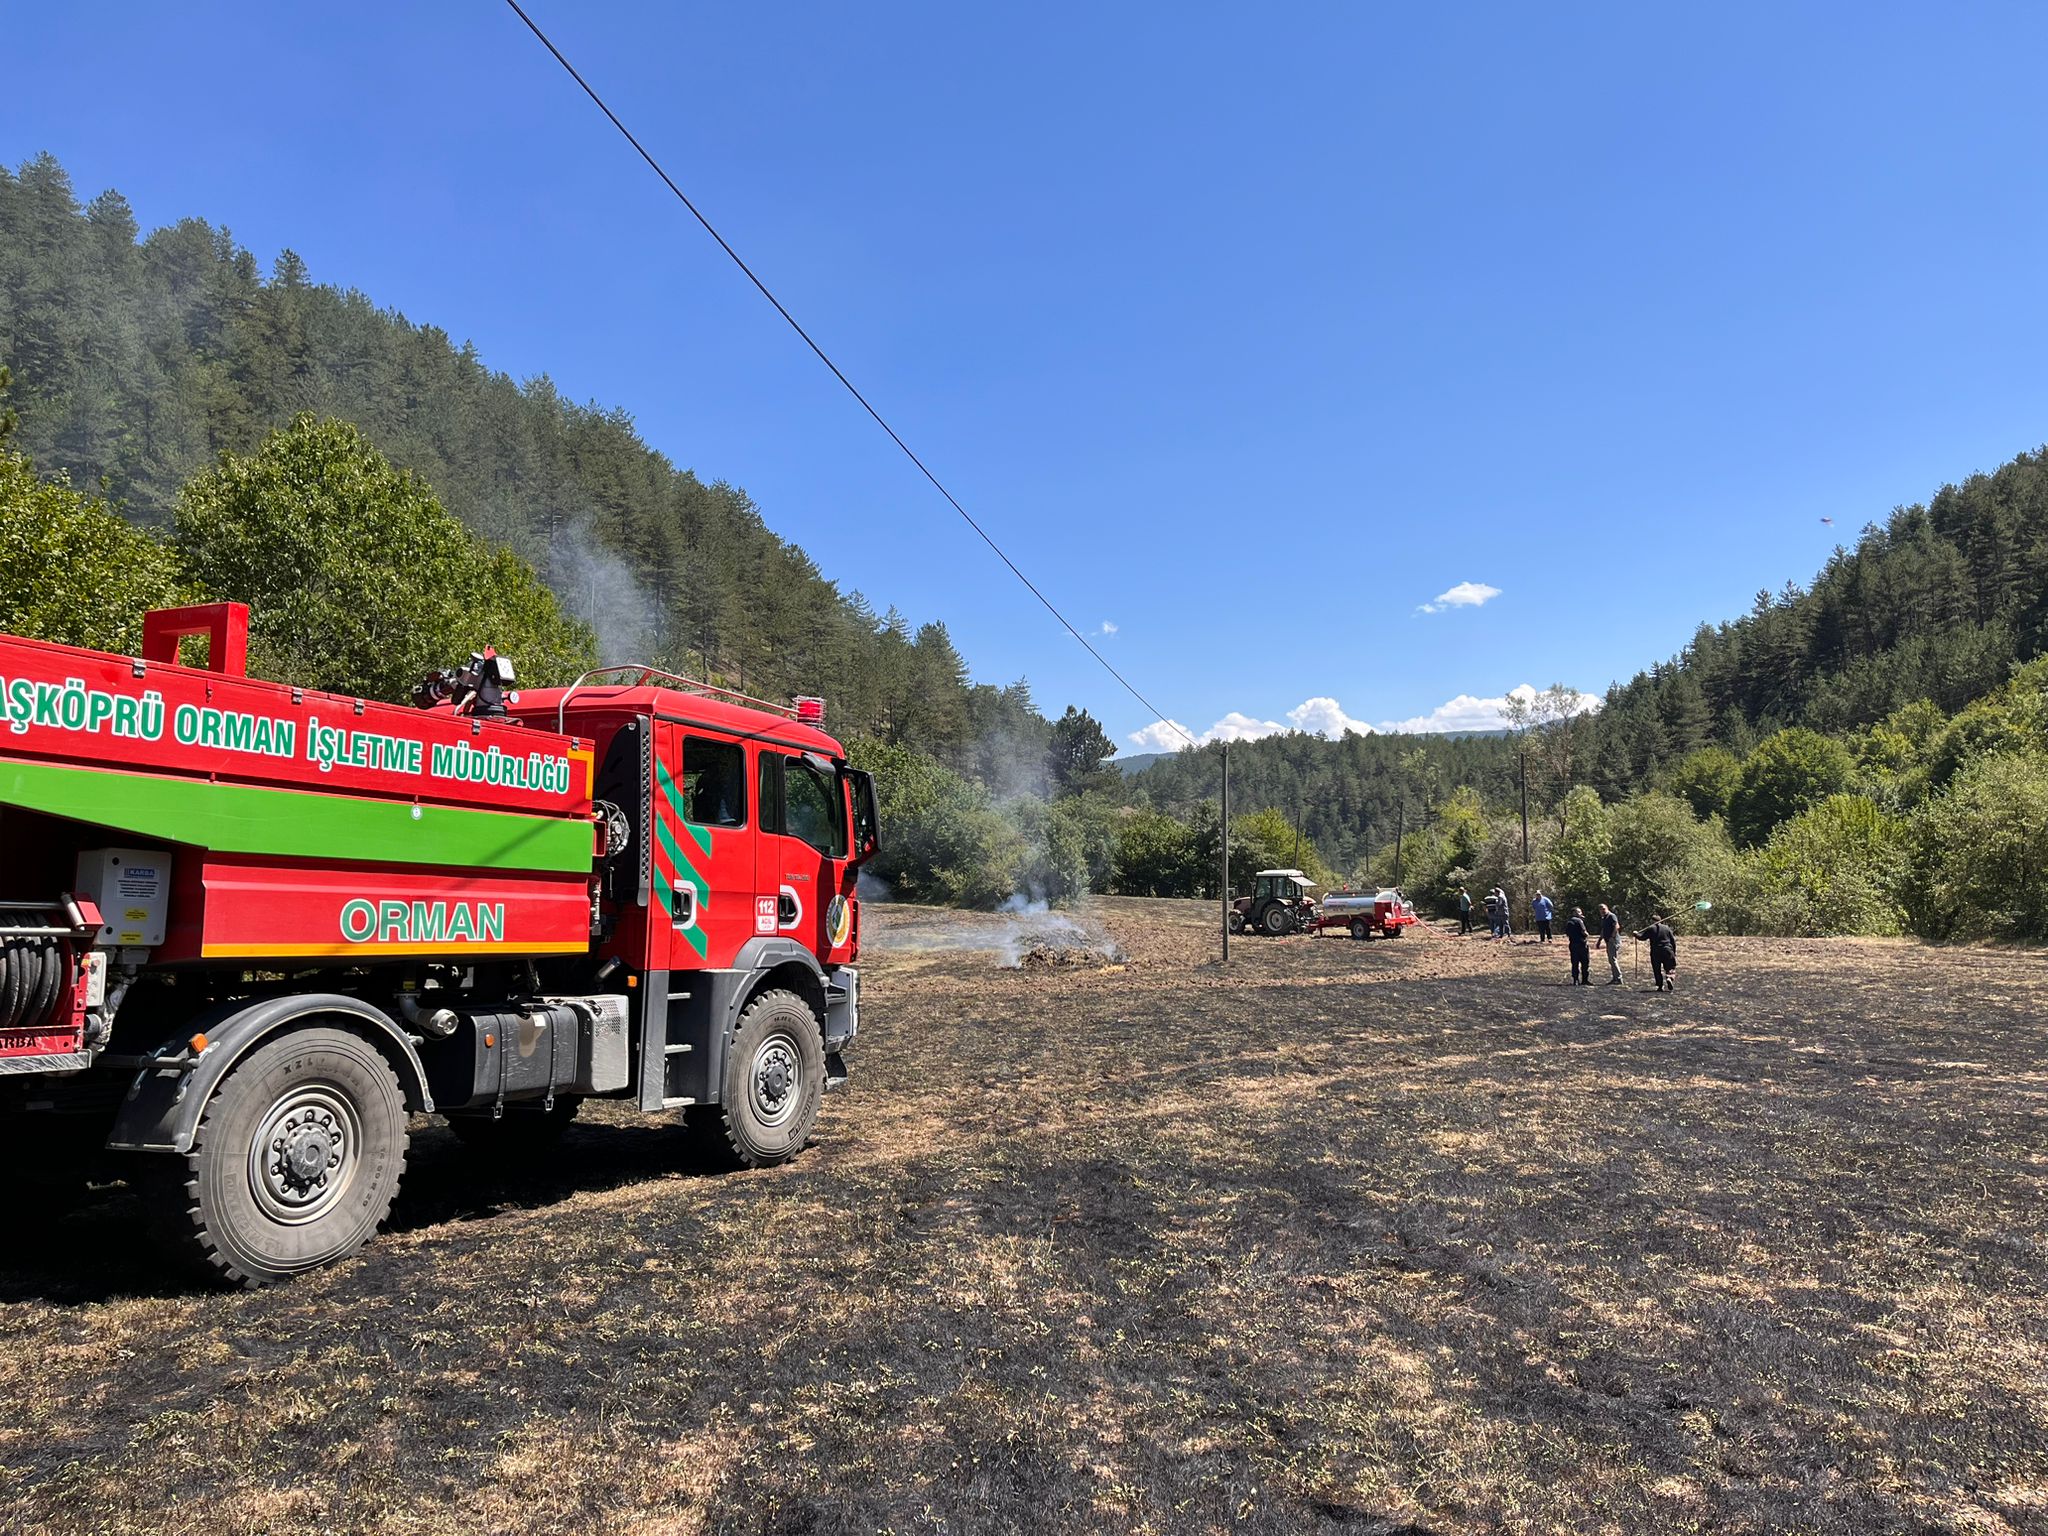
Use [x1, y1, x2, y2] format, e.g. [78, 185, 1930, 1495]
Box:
[1, 899, 2043, 1534]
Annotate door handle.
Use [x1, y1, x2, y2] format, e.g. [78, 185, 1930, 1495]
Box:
[672, 884, 695, 924]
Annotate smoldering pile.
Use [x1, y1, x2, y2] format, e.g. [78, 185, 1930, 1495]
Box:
[862, 896, 1125, 971]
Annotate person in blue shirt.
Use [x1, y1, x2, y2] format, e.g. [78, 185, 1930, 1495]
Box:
[1531, 891, 1555, 942]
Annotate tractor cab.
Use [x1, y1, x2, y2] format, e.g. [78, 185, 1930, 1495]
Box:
[1232, 868, 1319, 936]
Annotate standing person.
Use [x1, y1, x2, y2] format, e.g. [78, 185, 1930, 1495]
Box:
[1532, 891, 1555, 943]
[1634, 915, 1679, 991]
[1482, 887, 1499, 937]
[1564, 906, 1591, 984]
[1458, 887, 1473, 934]
[1597, 904, 1623, 984]
[1496, 888, 1513, 941]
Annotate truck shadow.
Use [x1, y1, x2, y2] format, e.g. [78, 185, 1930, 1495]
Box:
[0, 1117, 722, 1305]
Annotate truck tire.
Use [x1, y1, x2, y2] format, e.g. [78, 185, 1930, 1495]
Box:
[447, 1097, 581, 1154]
[1350, 917, 1370, 941]
[1261, 903, 1291, 936]
[1387, 924, 1405, 937]
[151, 1026, 409, 1287]
[1227, 910, 1245, 934]
[713, 988, 824, 1168]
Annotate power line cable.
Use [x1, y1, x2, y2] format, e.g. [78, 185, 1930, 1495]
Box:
[500, 0, 1197, 750]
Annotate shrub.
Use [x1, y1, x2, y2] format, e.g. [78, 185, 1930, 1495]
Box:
[1740, 794, 1908, 936]
[1905, 750, 2048, 941]
[848, 739, 1023, 908]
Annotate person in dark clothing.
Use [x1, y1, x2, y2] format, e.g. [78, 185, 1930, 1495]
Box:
[1597, 904, 1623, 984]
[1634, 915, 1679, 990]
[1458, 888, 1473, 934]
[1564, 907, 1591, 984]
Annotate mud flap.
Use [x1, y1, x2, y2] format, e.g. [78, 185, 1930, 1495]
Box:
[824, 1051, 849, 1092]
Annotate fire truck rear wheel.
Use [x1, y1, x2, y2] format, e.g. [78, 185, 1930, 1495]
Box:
[154, 1026, 409, 1287]
[716, 988, 824, 1167]
[1350, 918, 1370, 941]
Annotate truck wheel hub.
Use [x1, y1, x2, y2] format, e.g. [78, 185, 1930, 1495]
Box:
[250, 1087, 358, 1224]
[751, 1037, 800, 1126]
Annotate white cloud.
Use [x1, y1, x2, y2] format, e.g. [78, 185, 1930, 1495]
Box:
[1418, 580, 1502, 615]
[1128, 683, 1601, 751]
[1129, 697, 1376, 750]
[1126, 718, 1196, 751]
[1285, 697, 1373, 737]
[1097, 620, 1118, 637]
[1375, 683, 1602, 735]
[1203, 711, 1286, 743]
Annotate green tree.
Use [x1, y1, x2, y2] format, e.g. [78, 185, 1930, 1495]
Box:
[1546, 785, 1612, 909]
[1727, 728, 1855, 846]
[1667, 746, 1741, 822]
[1604, 792, 1728, 925]
[0, 448, 180, 652]
[1045, 705, 1118, 796]
[1112, 808, 1203, 897]
[174, 414, 593, 700]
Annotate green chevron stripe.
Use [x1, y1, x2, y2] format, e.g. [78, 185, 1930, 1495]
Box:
[0, 759, 591, 874]
[652, 865, 707, 957]
[653, 758, 714, 857]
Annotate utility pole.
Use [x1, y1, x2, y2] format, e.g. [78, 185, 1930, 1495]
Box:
[1394, 803, 1404, 887]
[1519, 750, 1530, 866]
[1220, 742, 1231, 963]
[1292, 792, 1302, 869]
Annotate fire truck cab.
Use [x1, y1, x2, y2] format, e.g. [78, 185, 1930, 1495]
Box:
[516, 668, 880, 1156]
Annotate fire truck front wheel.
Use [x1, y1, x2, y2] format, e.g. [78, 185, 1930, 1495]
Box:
[153, 1026, 409, 1287]
[716, 988, 824, 1167]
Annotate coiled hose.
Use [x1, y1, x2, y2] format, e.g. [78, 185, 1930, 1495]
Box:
[0, 931, 64, 1031]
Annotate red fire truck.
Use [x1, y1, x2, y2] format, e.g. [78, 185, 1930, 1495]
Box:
[0, 602, 878, 1284]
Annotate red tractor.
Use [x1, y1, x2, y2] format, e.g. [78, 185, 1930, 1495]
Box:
[0, 602, 880, 1284]
[1229, 869, 1319, 935]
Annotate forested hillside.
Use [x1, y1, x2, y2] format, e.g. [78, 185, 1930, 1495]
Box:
[1580, 451, 2048, 793]
[0, 152, 1023, 757]
[1131, 729, 1519, 872]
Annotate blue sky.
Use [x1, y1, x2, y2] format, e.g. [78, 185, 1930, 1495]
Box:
[9, 3, 2048, 750]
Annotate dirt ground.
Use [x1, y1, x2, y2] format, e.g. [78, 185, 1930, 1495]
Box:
[1, 899, 2043, 1535]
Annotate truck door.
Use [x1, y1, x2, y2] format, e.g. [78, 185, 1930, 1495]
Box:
[651, 723, 752, 969]
[756, 750, 848, 957]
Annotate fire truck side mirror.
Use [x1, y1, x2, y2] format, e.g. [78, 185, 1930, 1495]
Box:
[847, 769, 880, 864]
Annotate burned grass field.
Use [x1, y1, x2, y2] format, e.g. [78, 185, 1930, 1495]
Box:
[1, 901, 2043, 1535]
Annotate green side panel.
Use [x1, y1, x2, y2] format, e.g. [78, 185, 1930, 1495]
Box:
[0, 759, 593, 874]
